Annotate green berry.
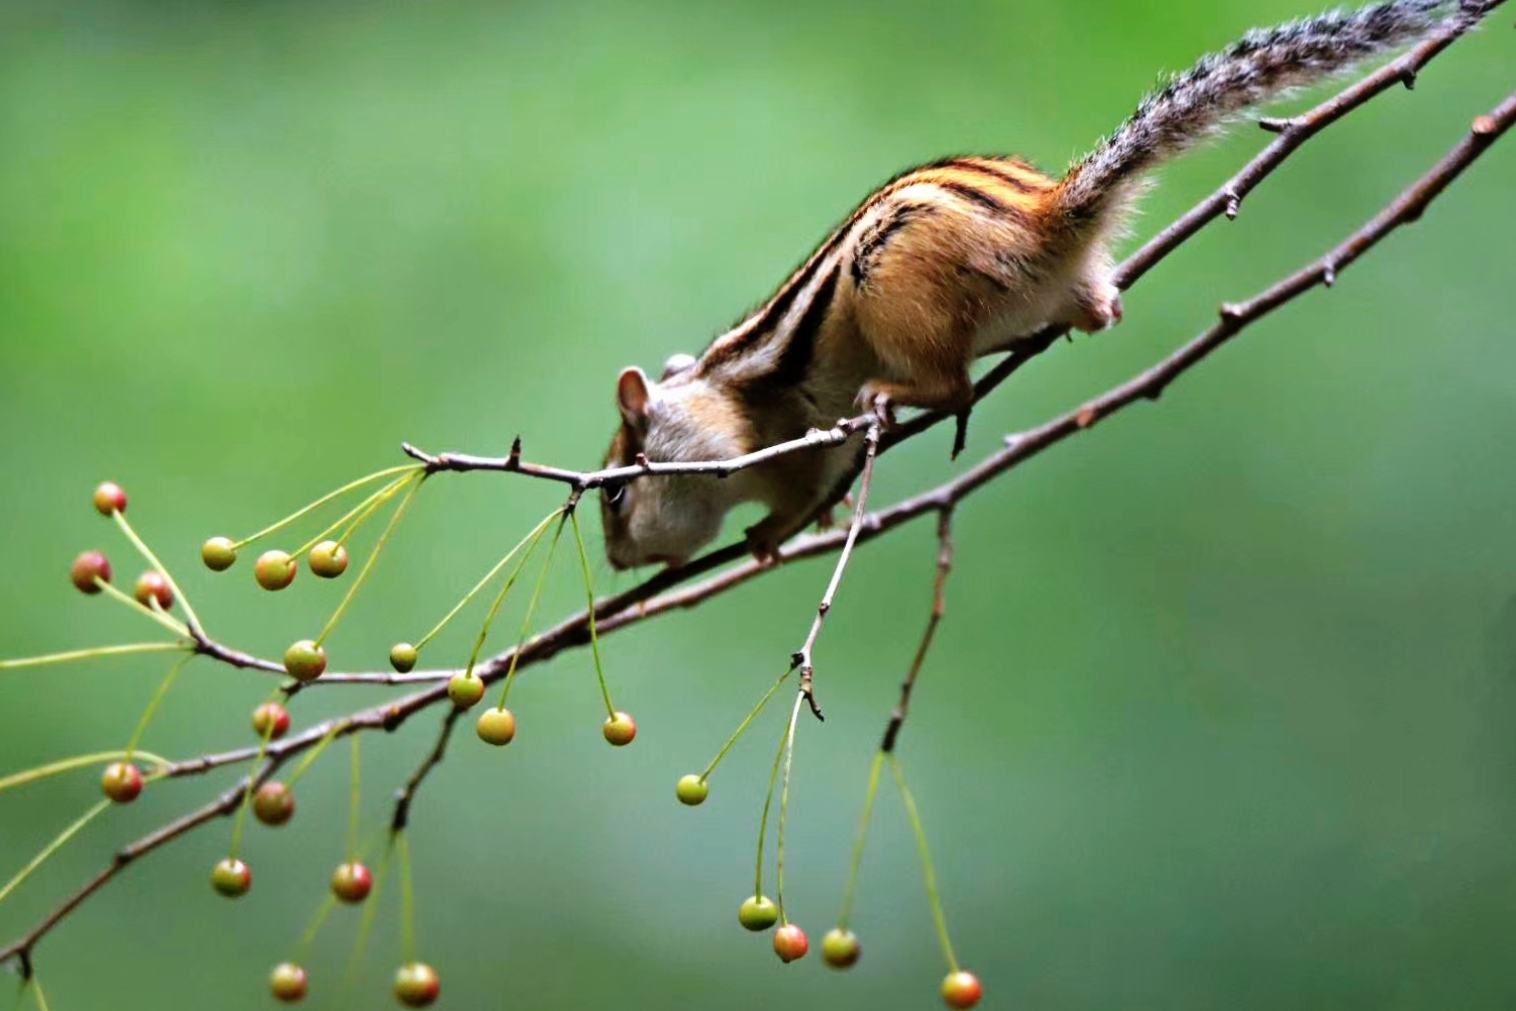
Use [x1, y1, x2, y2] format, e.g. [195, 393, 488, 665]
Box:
[331, 861, 373, 903]
[269, 961, 307, 1002]
[283, 639, 327, 681]
[475, 706, 517, 746]
[201, 537, 237, 572]
[389, 643, 418, 674]
[254, 550, 297, 591]
[133, 570, 173, 610]
[941, 971, 983, 1009]
[252, 781, 295, 826]
[675, 774, 709, 806]
[93, 481, 127, 516]
[393, 962, 440, 1007]
[309, 540, 349, 579]
[738, 895, 779, 932]
[602, 710, 636, 747]
[773, 923, 809, 963]
[100, 761, 143, 803]
[252, 701, 291, 740]
[71, 550, 111, 594]
[211, 857, 252, 898]
[822, 927, 861, 969]
[447, 673, 485, 708]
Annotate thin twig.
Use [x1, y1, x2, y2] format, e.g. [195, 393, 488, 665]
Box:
[881, 507, 955, 754]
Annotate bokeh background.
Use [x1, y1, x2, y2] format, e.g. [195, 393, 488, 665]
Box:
[1, 2, 1512, 1008]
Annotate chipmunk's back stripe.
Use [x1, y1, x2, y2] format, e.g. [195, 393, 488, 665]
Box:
[936, 179, 1019, 218]
[766, 263, 839, 388]
[851, 202, 934, 286]
[948, 157, 1053, 193]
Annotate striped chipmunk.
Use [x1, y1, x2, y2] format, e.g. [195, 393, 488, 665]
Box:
[602, 0, 1474, 570]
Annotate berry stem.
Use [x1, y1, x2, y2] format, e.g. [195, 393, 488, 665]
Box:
[412, 511, 560, 653]
[343, 843, 393, 994]
[347, 735, 362, 862]
[836, 750, 885, 930]
[0, 800, 111, 907]
[568, 508, 616, 718]
[331, 473, 416, 551]
[288, 473, 413, 560]
[27, 974, 52, 1011]
[775, 690, 804, 923]
[228, 691, 284, 860]
[396, 830, 417, 963]
[752, 691, 798, 901]
[0, 750, 171, 795]
[296, 893, 340, 957]
[123, 653, 194, 762]
[231, 464, 423, 551]
[313, 474, 426, 649]
[700, 665, 794, 782]
[889, 755, 960, 974]
[492, 511, 567, 710]
[110, 509, 204, 635]
[285, 720, 345, 788]
[0, 642, 189, 672]
[91, 577, 190, 639]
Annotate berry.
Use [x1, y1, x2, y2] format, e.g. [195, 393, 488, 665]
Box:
[269, 962, 307, 1002]
[475, 706, 517, 746]
[93, 481, 127, 516]
[738, 895, 779, 932]
[254, 550, 297, 591]
[602, 710, 636, 747]
[211, 857, 252, 897]
[393, 962, 440, 1008]
[773, 923, 809, 963]
[100, 761, 143, 803]
[283, 639, 327, 682]
[253, 781, 295, 826]
[821, 928, 861, 969]
[331, 861, 373, 904]
[389, 643, 418, 674]
[447, 673, 485, 709]
[941, 971, 983, 1009]
[201, 537, 237, 571]
[675, 774, 709, 806]
[252, 701, 291, 740]
[71, 551, 111, 594]
[309, 540, 349, 579]
[133, 570, 173, 610]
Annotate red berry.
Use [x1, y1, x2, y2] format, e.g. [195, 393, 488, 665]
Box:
[447, 673, 485, 709]
[252, 701, 291, 740]
[100, 761, 143, 803]
[389, 643, 418, 674]
[475, 706, 516, 746]
[941, 971, 983, 1009]
[71, 551, 112, 594]
[675, 774, 709, 806]
[773, 923, 809, 963]
[821, 927, 861, 969]
[211, 857, 252, 897]
[393, 962, 440, 1007]
[309, 540, 349, 579]
[738, 895, 779, 932]
[201, 536, 237, 571]
[602, 710, 636, 747]
[269, 961, 307, 1002]
[253, 781, 295, 826]
[133, 570, 173, 610]
[331, 861, 373, 904]
[93, 481, 127, 516]
[254, 550, 297, 591]
[283, 639, 327, 682]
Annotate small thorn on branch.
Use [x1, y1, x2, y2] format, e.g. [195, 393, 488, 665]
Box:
[1472, 114, 1498, 138]
[1218, 302, 1245, 323]
[1322, 262, 1337, 287]
[1400, 67, 1418, 90]
[1224, 188, 1242, 220]
[1258, 115, 1302, 134]
[507, 437, 523, 468]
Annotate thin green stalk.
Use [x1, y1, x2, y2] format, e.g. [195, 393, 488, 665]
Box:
[775, 690, 804, 921]
[232, 464, 422, 550]
[347, 735, 362, 860]
[397, 830, 416, 962]
[343, 841, 393, 993]
[837, 751, 885, 929]
[228, 692, 283, 860]
[111, 509, 203, 635]
[700, 666, 794, 781]
[889, 755, 959, 973]
[568, 509, 617, 717]
[0, 641, 188, 671]
[0, 750, 170, 794]
[124, 653, 194, 761]
[0, 800, 111, 906]
[297, 893, 340, 956]
[752, 697, 794, 900]
[492, 512, 567, 709]
[413, 513, 560, 653]
[27, 977, 50, 1011]
[314, 474, 425, 648]
[333, 474, 415, 550]
[285, 721, 344, 787]
[289, 473, 412, 560]
[92, 577, 189, 639]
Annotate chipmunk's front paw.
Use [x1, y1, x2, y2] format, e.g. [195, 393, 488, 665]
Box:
[744, 520, 785, 567]
[855, 385, 898, 427]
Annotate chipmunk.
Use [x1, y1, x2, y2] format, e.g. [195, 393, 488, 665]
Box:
[602, 0, 1465, 570]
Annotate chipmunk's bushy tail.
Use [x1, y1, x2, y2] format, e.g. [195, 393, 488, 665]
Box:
[1055, 0, 1472, 223]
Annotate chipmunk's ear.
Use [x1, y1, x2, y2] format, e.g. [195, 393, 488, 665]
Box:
[616, 366, 651, 431]
[660, 353, 696, 380]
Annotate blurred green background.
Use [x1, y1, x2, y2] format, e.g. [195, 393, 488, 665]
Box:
[1, 1, 1512, 1008]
